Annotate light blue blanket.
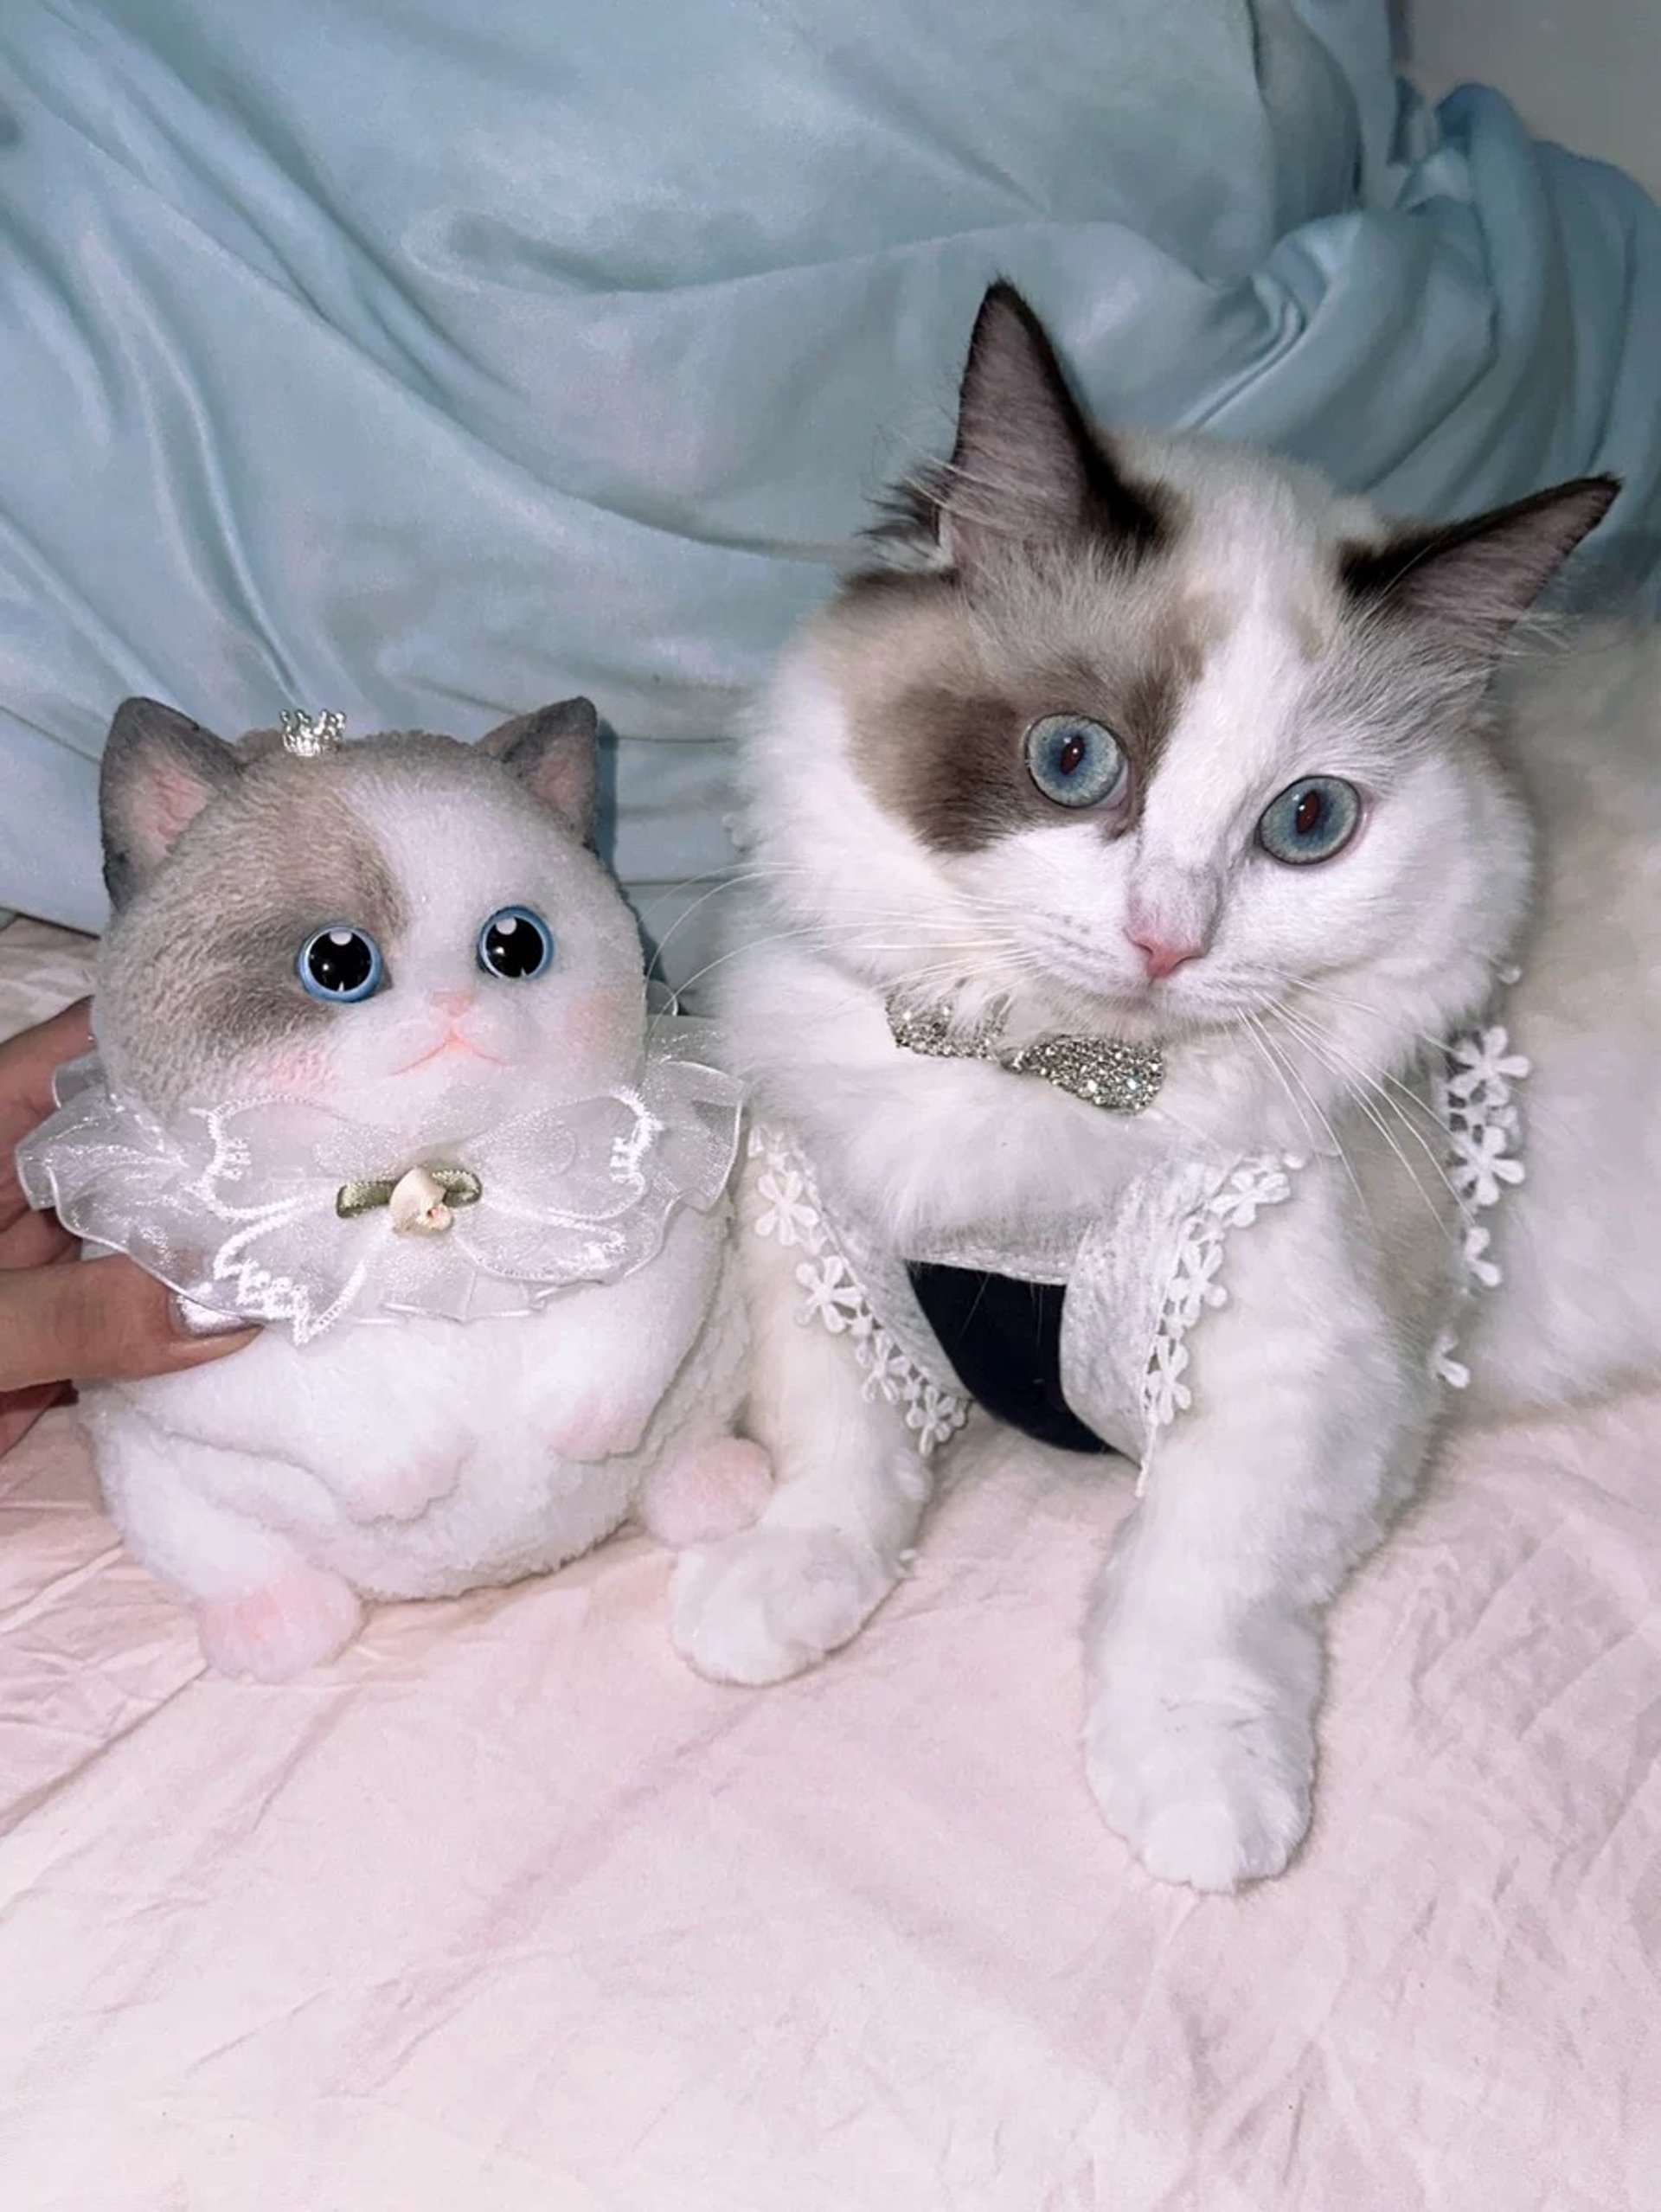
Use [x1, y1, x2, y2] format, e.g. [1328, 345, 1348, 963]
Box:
[2, 1, 1658, 981]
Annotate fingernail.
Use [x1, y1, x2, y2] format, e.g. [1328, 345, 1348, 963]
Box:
[170, 1292, 255, 1340]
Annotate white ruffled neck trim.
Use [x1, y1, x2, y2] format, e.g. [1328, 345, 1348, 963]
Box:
[17, 1021, 741, 1345]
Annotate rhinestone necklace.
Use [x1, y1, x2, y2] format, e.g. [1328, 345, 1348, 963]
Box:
[886, 996, 1164, 1114]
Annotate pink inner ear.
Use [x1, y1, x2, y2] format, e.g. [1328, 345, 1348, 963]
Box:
[527, 747, 591, 825]
[145, 755, 219, 859]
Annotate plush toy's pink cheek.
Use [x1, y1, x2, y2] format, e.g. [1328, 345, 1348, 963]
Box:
[249, 1040, 334, 1096]
[560, 986, 641, 1068]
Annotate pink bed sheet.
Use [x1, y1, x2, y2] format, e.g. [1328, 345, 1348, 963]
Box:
[0, 926, 1653, 2211]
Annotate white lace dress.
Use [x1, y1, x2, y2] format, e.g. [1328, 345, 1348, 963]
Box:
[747, 1016, 1528, 1487]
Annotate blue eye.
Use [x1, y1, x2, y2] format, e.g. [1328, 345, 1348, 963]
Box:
[298, 926, 385, 1003]
[478, 904, 554, 981]
[1024, 715, 1128, 810]
[1258, 777, 1363, 865]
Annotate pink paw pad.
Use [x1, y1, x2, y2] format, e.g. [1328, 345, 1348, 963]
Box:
[552, 1396, 638, 1465]
[197, 1566, 363, 1682]
[640, 1438, 773, 1548]
[357, 1452, 458, 1522]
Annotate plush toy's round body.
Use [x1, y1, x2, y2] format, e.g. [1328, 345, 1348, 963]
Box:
[23, 698, 766, 1680]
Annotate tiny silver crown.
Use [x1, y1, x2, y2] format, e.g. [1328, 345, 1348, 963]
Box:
[279, 708, 346, 759]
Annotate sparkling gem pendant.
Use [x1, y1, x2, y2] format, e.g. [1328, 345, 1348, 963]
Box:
[1002, 1033, 1164, 1113]
[885, 998, 1002, 1063]
[885, 995, 1165, 1114]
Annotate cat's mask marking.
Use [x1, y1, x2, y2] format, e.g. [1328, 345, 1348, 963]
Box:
[838, 282, 1618, 874]
[828, 595, 1212, 856]
[832, 286, 1215, 856]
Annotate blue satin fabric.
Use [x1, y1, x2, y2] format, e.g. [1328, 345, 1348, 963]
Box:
[2, 3, 1658, 980]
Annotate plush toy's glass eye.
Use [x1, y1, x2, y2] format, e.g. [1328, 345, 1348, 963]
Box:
[1024, 715, 1128, 809]
[298, 926, 385, 1003]
[478, 905, 555, 980]
[1257, 777, 1363, 865]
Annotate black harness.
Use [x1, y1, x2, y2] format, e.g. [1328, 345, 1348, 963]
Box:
[905, 1262, 1115, 1457]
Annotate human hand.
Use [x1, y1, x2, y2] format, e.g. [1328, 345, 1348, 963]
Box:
[0, 1000, 257, 1452]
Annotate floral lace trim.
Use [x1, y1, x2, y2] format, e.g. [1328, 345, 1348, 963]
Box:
[747, 1124, 971, 1455]
[751, 1000, 1526, 1467]
[1136, 1156, 1304, 1495]
[1428, 1016, 1529, 1388]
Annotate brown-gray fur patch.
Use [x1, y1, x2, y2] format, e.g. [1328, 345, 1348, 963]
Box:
[827, 567, 1211, 855]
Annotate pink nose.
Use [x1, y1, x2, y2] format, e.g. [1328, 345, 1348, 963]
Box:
[1127, 931, 1204, 981]
[431, 987, 475, 1017]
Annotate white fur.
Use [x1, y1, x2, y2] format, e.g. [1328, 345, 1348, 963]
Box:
[1463, 623, 1661, 1410]
[673, 433, 1661, 1890]
[89, 1202, 746, 1678]
[85, 731, 759, 1680]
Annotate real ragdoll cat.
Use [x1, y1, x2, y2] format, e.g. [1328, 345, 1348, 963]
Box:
[21, 697, 767, 1680]
[669, 282, 1661, 1890]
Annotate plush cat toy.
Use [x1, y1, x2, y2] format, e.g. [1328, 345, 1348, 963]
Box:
[18, 697, 767, 1680]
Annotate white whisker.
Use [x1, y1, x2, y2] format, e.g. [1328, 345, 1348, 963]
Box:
[1273, 1005, 1453, 1225]
[1242, 1010, 1372, 1224]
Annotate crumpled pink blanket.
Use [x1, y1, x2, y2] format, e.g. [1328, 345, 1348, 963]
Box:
[0, 921, 1652, 2211]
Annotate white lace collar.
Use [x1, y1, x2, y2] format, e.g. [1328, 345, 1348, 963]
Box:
[747, 994, 1530, 1478]
[16, 1021, 741, 1345]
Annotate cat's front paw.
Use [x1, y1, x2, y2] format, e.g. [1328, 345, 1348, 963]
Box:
[670, 1524, 896, 1685]
[1085, 1689, 1315, 1893]
[196, 1563, 363, 1682]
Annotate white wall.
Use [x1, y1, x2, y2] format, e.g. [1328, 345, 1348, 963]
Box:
[1403, 0, 1661, 203]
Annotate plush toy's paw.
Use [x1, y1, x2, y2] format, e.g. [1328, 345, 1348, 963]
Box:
[351, 1449, 460, 1523]
[1085, 1688, 1315, 1893]
[639, 1438, 773, 1548]
[548, 1390, 646, 1465]
[197, 1565, 363, 1683]
[670, 1523, 895, 1685]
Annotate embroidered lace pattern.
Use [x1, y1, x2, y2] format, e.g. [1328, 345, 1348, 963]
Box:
[752, 998, 1528, 1464]
[1138, 1016, 1530, 1439]
[1428, 1017, 1529, 1388]
[17, 1033, 741, 1345]
[747, 1124, 970, 1455]
[1137, 1156, 1305, 1490]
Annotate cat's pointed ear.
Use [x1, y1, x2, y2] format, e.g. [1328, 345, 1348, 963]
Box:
[1342, 477, 1619, 649]
[937, 282, 1166, 576]
[100, 698, 240, 909]
[479, 696, 600, 843]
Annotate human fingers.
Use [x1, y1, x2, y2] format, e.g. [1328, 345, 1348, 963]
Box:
[0, 1256, 258, 1392]
[0, 999, 95, 1226]
[0, 1207, 77, 1270]
[0, 1000, 93, 1127]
